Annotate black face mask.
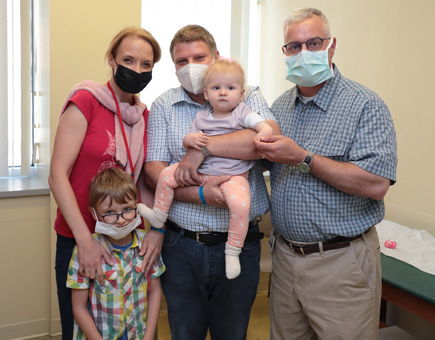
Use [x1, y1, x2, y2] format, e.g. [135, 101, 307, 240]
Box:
[113, 61, 152, 94]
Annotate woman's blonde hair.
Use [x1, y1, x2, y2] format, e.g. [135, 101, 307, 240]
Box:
[105, 26, 161, 64]
[88, 167, 139, 209]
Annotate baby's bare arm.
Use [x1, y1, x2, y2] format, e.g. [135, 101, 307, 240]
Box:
[183, 132, 209, 150]
[254, 121, 274, 140]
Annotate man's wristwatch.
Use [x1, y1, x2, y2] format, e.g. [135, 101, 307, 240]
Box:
[298, 151, 314, 174]
[200, 146, 210, 157]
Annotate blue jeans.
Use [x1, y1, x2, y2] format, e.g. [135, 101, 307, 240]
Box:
[161, 222, 261, 340]
[55, 234, 76, 340]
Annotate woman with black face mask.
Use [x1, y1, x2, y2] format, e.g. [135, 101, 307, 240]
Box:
[48, 26, 162, 340]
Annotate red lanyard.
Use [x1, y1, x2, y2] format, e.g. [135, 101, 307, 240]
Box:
[107, 81, 136, 179]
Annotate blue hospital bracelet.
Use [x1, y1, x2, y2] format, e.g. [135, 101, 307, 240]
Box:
[199, 186, 207, 205]
[150, 226, 165, 235]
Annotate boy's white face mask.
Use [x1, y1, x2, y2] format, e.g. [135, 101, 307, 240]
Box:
[176, 63, 209, 94]
[93, 209, 141, 240]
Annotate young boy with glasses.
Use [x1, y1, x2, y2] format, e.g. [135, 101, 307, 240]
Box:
[66, 167, 165, 340]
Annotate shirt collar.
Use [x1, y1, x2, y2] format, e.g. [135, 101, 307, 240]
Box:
[170, 86, 210, 109]
[295, 64, 341, 112]
[95, 229, 141, 255]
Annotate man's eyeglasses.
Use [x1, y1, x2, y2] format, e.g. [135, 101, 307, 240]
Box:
[282, 37, 331, 56]
[98, 208, 137, 224]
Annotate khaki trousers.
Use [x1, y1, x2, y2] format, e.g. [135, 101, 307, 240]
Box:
[270, 227, 381, 340]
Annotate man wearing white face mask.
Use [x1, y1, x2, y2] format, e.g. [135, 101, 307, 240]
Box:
[145, 25, 280, 339]
[176, 62, 209, 94]
[253, 8, 397, 340]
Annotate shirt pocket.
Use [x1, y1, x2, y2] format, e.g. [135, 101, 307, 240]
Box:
[94, 270, 118, 295]
[306, 140, 348, 161]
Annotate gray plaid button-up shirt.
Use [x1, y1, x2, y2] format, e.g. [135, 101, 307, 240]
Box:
[269, 65, 397, 242]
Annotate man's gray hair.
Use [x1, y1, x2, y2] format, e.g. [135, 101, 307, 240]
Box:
[283, 8, 330, 36]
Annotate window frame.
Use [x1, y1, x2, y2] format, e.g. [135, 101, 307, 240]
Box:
[0, 0, 50, 197]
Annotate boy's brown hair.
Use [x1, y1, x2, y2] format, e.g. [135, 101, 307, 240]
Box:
[88, 167, 139, 208]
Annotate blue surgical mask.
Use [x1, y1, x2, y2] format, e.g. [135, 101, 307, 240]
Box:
[285, 38, 334, 87]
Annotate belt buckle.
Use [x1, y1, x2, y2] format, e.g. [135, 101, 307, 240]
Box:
[297, 245, 305, 255]
[289, 243, 305, 256]
[195, 232, 205, 245]
[195, 232, 213, 245]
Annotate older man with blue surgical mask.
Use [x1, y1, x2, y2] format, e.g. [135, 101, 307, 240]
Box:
[254, 7, 397, 340]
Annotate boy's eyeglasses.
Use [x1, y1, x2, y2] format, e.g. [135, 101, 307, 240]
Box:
[98, 208, 137, 224]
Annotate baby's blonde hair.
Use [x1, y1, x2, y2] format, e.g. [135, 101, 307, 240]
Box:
[203, 58, 245, 88]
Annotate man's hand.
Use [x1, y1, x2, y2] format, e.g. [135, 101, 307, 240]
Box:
[255, 135, 391, 200]
[253, 135, 305, 165]
[174, 148, 205, 186]
[139, 229, 164, 275]
[202, 175, 231, 208]
[77, 238, 112, 285]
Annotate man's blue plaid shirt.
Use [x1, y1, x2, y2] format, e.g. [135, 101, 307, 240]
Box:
[269, 66, 397, 242]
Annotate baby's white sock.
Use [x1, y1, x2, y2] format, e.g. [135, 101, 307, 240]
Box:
[137, 203, 168, 228]
[225, 242, 242, 279]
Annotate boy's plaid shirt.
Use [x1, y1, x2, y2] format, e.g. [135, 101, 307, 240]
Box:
[67, 229, 165, 340]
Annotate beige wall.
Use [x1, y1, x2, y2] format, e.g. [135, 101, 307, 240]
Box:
[50, 0, 142, 143]
[0, 195, 51, 339]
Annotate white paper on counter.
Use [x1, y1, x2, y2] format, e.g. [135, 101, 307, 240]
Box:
[376, 220, 435, 275]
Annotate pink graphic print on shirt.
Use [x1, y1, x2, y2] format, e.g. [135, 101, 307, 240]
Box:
[98, 129, 117, 173]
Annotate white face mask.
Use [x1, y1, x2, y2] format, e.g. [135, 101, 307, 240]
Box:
[94, 212, 142, 240]
[176, 63, 209, 94]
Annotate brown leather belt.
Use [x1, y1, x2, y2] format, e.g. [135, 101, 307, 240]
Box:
[280, 226, 373, 256]
[165, 220, 264, 246]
